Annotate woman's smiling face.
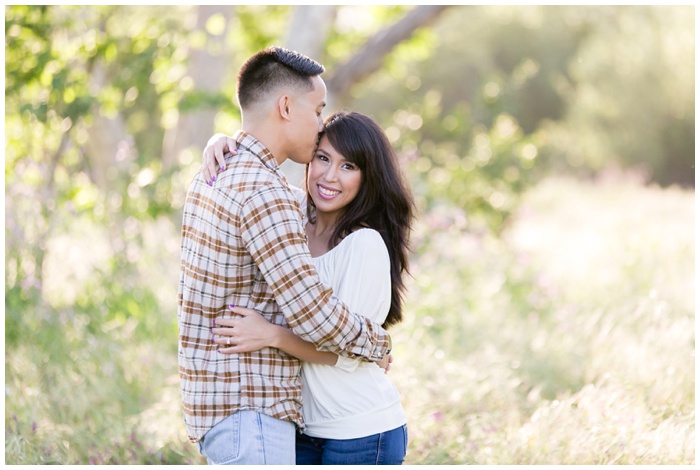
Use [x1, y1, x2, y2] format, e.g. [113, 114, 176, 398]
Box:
[307, 136, 363, 217]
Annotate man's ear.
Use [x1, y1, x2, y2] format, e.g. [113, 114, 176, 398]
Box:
[278, 95, 292, 121]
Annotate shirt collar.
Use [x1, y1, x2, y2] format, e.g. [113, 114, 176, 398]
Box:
[233, 130, 279, 171]
[233, 130, 290, 188]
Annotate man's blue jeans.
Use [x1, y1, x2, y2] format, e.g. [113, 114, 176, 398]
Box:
[295, 424, 408, 465]
[198, 410, 296, 465]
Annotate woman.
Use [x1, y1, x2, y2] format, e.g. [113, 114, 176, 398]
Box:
[208, 111, 414, 465]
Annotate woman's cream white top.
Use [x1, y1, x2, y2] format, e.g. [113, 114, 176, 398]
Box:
[302, 227, 407, 439]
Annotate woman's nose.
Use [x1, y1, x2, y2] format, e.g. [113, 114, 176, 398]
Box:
[324, 165, 338, 182]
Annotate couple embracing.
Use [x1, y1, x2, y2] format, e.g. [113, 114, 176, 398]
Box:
[178, 46, 414, 465]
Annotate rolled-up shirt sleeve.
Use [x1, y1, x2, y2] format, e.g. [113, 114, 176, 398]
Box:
[329, 229, 393, 373]
[238, 182, 390, 360]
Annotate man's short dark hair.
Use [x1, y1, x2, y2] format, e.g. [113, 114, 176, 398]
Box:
[237, 46, 325, 110]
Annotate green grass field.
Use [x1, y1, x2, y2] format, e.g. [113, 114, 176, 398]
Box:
[4, 175, 695, 464]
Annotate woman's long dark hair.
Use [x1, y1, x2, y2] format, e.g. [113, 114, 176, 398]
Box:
[306, 111, 414, 328]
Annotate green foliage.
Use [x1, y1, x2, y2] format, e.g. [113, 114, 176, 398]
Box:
[5, 6, 92, 124]
[409, 113, 543, 235]
[234, 5, 290, 54]
[72, 260, 171, 340]
[557, 6, 694, 186]
[4, 286, 35, 348]
[5, 5, 193, 302]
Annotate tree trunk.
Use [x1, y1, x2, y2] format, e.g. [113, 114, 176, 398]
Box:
[278, 5, 453, 184]
[280, 5, 338, 186]
[284, 5, 337, 61]
[83, 62, 133, 191]
[162, 5, 235, 170]
[326, 5, 453, 109]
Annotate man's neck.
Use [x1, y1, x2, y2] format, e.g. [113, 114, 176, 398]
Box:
[241, 120, 287, 166]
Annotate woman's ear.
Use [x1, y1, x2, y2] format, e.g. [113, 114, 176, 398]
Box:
[278, 95, 292, 121]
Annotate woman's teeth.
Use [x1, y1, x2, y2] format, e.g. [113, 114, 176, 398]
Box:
[319, 186, 340, 197]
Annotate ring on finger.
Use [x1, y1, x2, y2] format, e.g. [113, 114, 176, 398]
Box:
[226, 337, 231, 345]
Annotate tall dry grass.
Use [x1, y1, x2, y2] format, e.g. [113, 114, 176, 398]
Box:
[4, 175, 694, 464]
[394, 175, 694, 464]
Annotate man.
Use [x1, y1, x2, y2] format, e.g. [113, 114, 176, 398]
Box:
[178, 46, 392, 465]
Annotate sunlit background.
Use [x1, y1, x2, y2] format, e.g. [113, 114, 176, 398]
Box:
[4, 5, 694, 464]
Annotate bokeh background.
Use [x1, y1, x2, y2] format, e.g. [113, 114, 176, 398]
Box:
[4, 5, 695, 465]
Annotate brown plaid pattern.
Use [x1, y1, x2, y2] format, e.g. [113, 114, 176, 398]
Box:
[177, 131, 391, 443]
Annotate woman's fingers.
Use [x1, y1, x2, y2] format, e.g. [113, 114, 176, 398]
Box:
[213, 316, 237, 327]
[201, 165, 214, 186]
[201, 134, 237, 185]
[217, 137, 236, 170]
[212, 326, 235, 337]
[211, 306, 272, 354]
[215, 340, 262, 355]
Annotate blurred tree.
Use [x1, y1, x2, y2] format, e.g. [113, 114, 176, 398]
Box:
[279, 5, 338, 184]
[351, 6, 562, 234]
[325, 5, 452, 110]
[350, 5, 693, 239]
[280, 5, 453, 183]
[551, 6, 695, 186]
[6, 5, 94, 302]
[5, 5, 191, 315]
[284, 5, 337, 62]
[161, 5, 235, 170]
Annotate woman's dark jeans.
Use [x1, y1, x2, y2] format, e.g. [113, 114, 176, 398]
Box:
[296, 424, 408, 465]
